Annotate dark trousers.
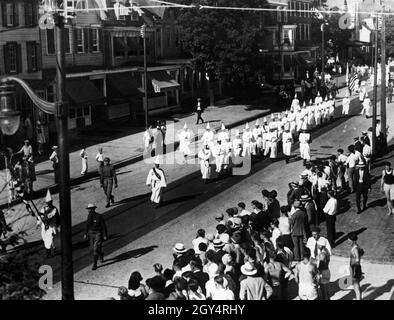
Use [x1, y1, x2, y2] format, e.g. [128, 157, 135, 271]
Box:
[325, 214, 336, 248]
[89, 231, 103, 265]
[103, 178, 114, 204]
[355, 184, 369, 211]
[291, 235, 304, 261]
[196, 112, 204, 124]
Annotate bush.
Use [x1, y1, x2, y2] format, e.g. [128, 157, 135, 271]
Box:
[0, 253, 46, 300]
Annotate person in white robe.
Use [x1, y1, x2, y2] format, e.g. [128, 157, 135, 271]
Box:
[80, 148, 88, 175]
[252, 120, 263, 156]
[299, 127, 311, 165]
[315, 91, 323, 105]
[37, 190, 60, 257]
[282, 128, 293, 164]
[198, 143, 213, 183]
[217, 123, 229, 144]
[213, 139, 226, 173]
[288, 111, 296, 135]
[307, 103, 315, 129]
[327, 93, 335, 120]
[201, 122, 215, 148]
[143, 125, 154, 156]
[291, 93, 300, 113]
[223, 137, 233, 172]
[146, 157, 167, 207]
[360, 93, 372, 118]
[178, 123, 192, 162]
[261, 118, 270, 152]
[232, 130, 243, 156]
[342, 92, 350, 116]
[315, 103, 322, 126]
[322, 97, 330, 123]
[242, 123, 254, 156]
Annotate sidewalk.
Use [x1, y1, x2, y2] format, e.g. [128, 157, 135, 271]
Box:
[0, 104, 271, 207]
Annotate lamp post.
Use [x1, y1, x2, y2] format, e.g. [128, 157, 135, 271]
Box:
[0, 2, 74, 300]
[321, 23, 325, 83]
[141, 24, 149, 129]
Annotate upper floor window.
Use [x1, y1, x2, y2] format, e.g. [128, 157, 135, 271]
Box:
[1, 2, 18, 27]
[76, 29, 84, 53]
[3, 42, 21, 74]
[277, 9, 281, 23]
[46, 29, 56, 55]
[26, 41, 40, 72]
[24, 1, 37, 26]
[91, 29, 100, 52]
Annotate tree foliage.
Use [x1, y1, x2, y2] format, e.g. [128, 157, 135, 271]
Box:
[0, 252, 46, 300]
[176, 0, 267, 92]
[311, 6, 352, 60]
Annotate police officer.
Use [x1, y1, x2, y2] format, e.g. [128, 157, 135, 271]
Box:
[84, 204, 108, 270]
[101, 157, 118, 208]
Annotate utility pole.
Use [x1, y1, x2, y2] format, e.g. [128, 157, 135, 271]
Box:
[55, 0, 74, 300]
[321, 23, 325, 81]
[380, 10, 387, 141]
[372, 13, 379, 156]
[141, 24, 148, 129]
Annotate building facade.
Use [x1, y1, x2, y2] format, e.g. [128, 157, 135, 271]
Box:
[262, 0, 318, 82]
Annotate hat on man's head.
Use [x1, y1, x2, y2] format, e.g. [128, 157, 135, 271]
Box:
[231, 231, 242, 243]
[240, 262, 258, 276]
[173, 243, 187, 254]
[24, 139, 30, 143]
[213, 239, 225, 248]
[357, 161, 366, 168]
[45, 189, 53, 203]
[300, 194, 312, 202]
[86, 203, 97, 210]
[52, 146, 58, 150]
[104, 157, 110, 162]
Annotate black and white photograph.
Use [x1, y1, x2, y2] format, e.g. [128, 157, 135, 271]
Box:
[1, 0, 394, 308]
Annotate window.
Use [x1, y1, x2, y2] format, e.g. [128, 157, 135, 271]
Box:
[289, 1, 292, 17]
[64, 28, 72, 54]
[3, 42, 20, 74]
[46, 29, 55, 54]
[297, 2, 301, 17]
[277, 9, 281, 23]
[127, 37, 138, 57]
[113, 37, 126, 57]
[304, 24, 307, 41]
[24, 1, 36, 26]
[2, 2, 18, 27]
[76, 29, 84, 53]
[26, 41, 39, 72]
[91, 29, 99, 52]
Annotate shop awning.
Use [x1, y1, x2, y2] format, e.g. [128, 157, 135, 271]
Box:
[107, 73, 141, 98]
[65, 79, 105, 106]
[293, 53, 314, 66]
[148, 71, 180, 93]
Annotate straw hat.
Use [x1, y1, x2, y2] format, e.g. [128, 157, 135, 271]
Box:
[173, 243, 187, 254]
[241, 262, 258, 276]
[86, 203, 97, 210]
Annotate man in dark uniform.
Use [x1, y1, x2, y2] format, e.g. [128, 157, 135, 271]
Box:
[196, 98, 204, 124]
[355, 161, 371, 214]
[100, 157, 118, 208]
[84, 203, 108, 270]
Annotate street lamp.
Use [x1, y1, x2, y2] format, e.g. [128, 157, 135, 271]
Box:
[0, 1, 74, 300]
[0, 84, 21, 136]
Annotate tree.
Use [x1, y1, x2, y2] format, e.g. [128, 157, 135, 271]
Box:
[0, 252, 46, 300]
[311, 6, 352, 64]
[176, 0, 267, 97]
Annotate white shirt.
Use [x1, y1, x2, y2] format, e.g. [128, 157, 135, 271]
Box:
[278, 216, 291, 235]
[211, 288, 235, 300]
[323, 198, 337, 216]
[192, 237, 209, 254]
[306, 236, 332, 259]
[95, 152, 104, 162]
[270, 228, 281, 249]
[363, 145, 372, 158]
[337, 154, 347, 164]
[346, 153, 359, 168]
[239, 209, 252, 216]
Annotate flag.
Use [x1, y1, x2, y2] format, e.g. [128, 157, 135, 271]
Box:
[348, 72, 358, 92]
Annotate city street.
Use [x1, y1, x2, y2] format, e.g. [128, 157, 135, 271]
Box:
[14, 81, 388, 300]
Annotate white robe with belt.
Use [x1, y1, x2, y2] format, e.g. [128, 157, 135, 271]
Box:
[146, 167, 167, 204]
[178, 130, 192, 156]
[342, 97, 350, 115]
[198, 148, 213, 179]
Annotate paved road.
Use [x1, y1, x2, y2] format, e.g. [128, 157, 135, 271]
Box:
[39, 81, 394, 299]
